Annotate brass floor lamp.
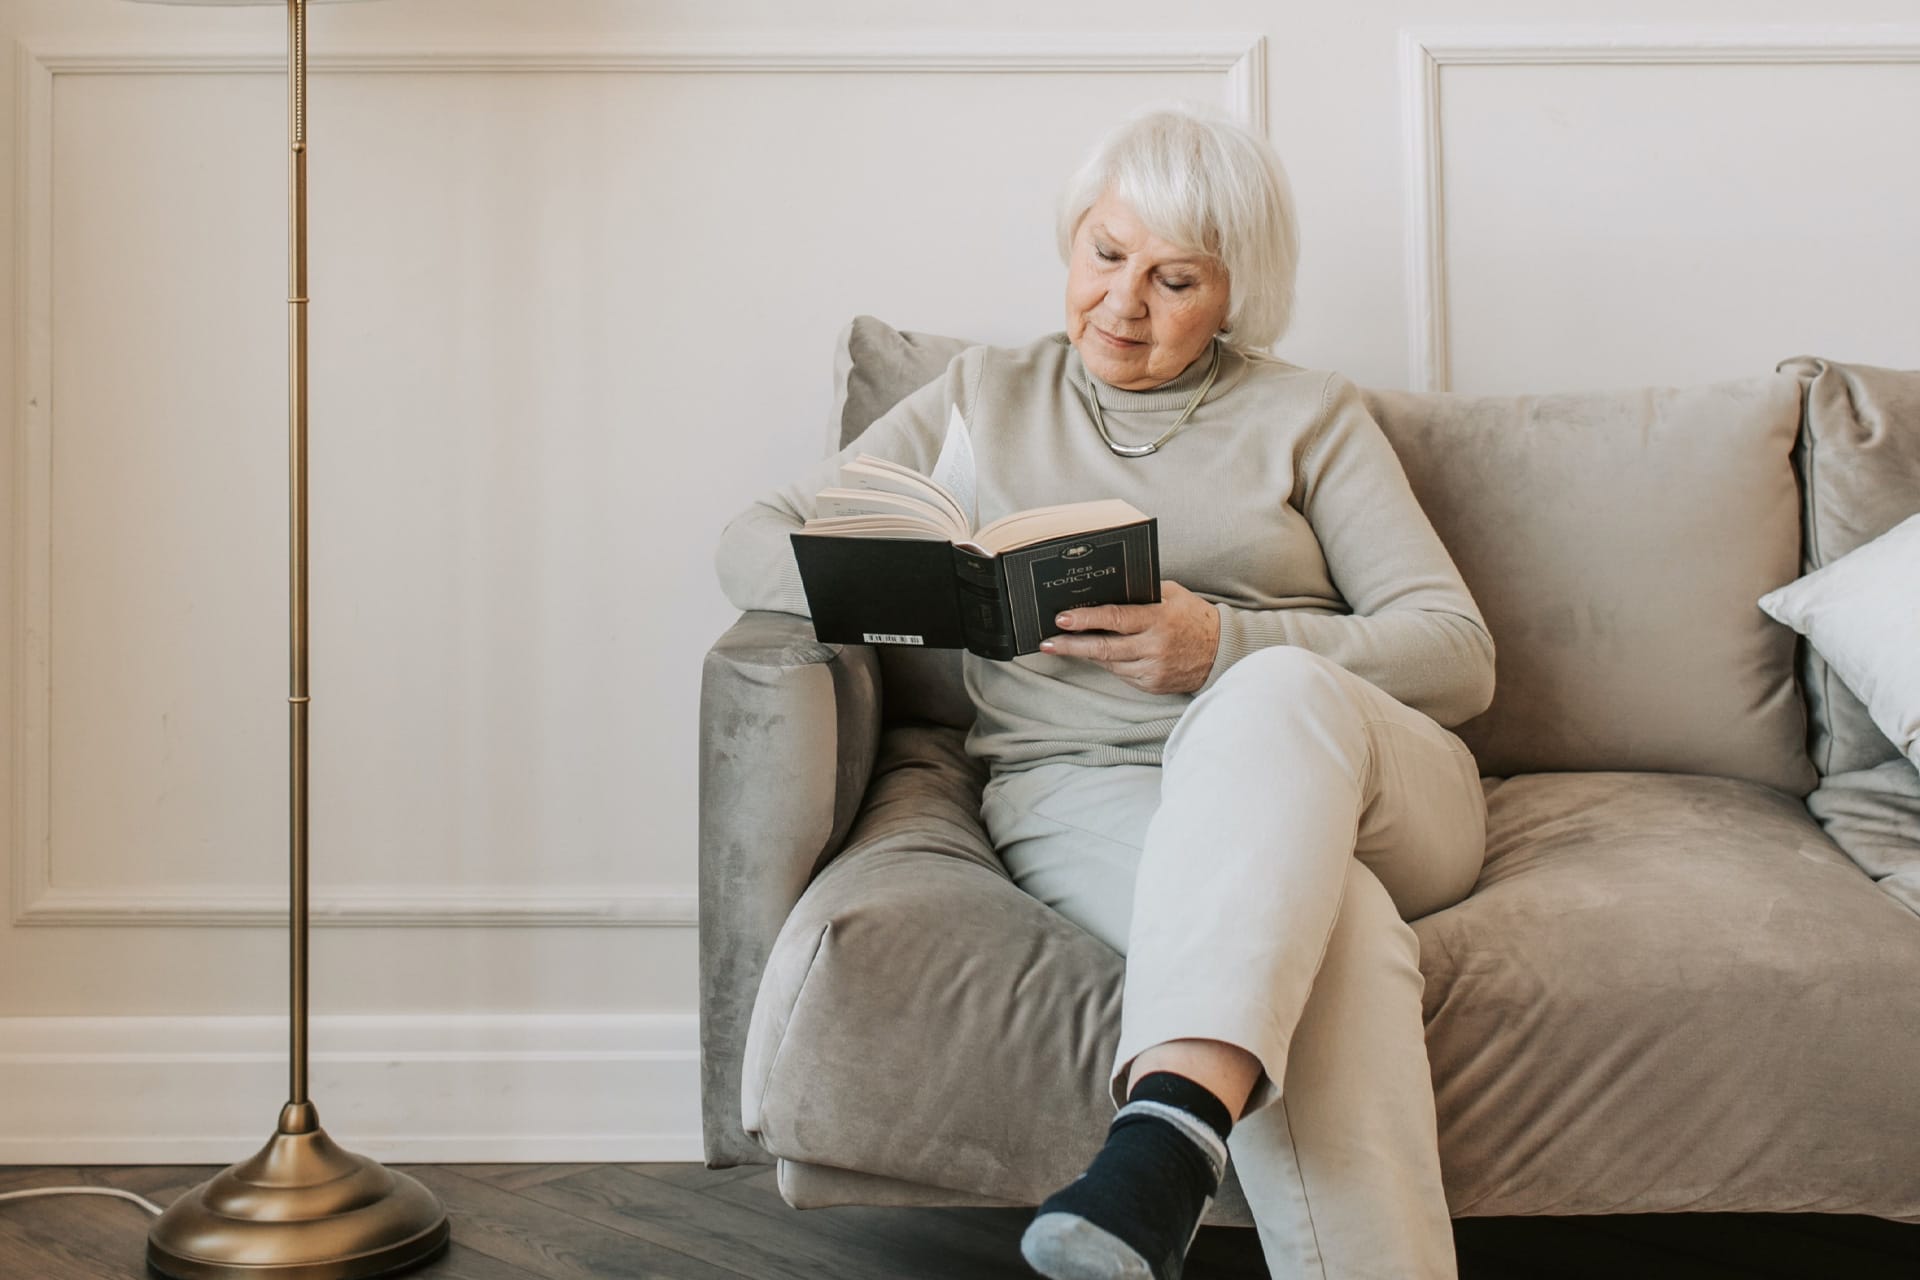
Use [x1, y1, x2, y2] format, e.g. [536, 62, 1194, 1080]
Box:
[124, 2, 450, 1277]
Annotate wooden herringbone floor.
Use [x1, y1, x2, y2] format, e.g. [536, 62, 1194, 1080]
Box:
[3, 1163, 1917, 1279]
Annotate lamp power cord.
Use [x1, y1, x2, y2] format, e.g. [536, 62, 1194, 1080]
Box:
[0, 1186, 163, 1215]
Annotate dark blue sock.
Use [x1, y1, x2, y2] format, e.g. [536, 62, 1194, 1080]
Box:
[1021, 1072, 1233, 1280]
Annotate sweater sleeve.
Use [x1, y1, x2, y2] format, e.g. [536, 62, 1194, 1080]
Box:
[1198, 371, 1496, 728]
[713, 352, 974, 616]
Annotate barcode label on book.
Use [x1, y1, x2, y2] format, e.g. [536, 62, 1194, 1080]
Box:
[863, 632, 925, 646]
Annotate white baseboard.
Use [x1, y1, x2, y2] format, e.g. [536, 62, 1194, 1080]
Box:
[0, 1013, 702, 1164]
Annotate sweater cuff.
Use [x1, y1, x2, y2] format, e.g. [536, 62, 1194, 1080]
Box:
[770, 554, 812, 618]
[1197, 602, 1264, 694]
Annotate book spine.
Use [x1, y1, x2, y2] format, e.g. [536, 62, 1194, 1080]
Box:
[951, 547, 1016, 661]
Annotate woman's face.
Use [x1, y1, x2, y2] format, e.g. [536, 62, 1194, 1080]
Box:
[1066, 191, 1231, 390]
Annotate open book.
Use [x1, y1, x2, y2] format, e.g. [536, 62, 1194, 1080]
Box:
[790, 412, 1159, 660]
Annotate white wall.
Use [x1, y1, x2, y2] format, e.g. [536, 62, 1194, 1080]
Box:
[1, 0, 1914, 1161]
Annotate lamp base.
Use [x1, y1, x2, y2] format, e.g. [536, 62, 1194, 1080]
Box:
[146, 1102, 449, 1280]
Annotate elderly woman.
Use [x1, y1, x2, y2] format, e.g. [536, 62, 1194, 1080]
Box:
[716, 105, 1493, 1280]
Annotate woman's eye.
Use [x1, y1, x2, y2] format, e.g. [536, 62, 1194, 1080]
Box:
[1094, 247, 1120, 262]
[1162, 278, 1193, 292]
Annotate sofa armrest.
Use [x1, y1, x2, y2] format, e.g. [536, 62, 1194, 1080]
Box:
[698, 611, 883, 1166]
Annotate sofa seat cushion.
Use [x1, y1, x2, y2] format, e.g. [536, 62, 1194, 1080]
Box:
[1418, 772, 1920, 1221]
[745, 751, 1919, 1224]
[739, 723, 1255, 1224]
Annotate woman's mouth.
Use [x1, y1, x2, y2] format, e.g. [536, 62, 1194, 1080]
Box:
[1092, 325, 1145, 348]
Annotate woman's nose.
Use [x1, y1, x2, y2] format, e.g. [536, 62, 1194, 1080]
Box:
[1108, 269, 1149, 316]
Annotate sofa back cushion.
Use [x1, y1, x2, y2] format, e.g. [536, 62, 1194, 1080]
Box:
[1365, 379, 1814, 795]
[831, 317, 1817, 794]
[1776, 356, 1920, 776]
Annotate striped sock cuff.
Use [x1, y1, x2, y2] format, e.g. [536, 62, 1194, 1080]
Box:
[1127, 1069, 1234, 1140]
[1114, 1099, 1229, 1184]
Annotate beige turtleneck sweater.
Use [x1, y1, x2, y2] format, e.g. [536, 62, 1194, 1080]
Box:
[715, 333, 1494, 774]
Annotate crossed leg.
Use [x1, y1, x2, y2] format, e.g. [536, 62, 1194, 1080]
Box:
[984, 646, 1486, 1279]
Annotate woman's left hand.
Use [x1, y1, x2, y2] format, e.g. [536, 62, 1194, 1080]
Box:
[1040, 580, 1220, 695]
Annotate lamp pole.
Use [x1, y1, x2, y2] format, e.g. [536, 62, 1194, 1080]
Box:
[287, 0, 313, 1124]
[135, 3, 450, 1276]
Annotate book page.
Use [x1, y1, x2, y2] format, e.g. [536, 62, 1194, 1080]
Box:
[968, 499, 1149, 554]
[811, 487, 957, 535]
[837, 455, 968, 539]
[930, 404, 979, 533]
[796, 513, 952, 540]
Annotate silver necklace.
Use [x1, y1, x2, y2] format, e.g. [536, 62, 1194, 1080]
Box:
[1080, 340, 1222, 458]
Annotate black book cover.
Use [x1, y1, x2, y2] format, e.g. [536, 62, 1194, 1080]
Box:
[791, 518, 1158, 660]
[999, 520, 1159, 653]
[790, 536, 968, 649]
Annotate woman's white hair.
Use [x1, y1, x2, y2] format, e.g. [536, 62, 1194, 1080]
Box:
[1056, 103, 1301, 352]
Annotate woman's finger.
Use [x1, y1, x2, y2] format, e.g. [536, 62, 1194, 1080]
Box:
[1056, 602, 1158, 635]
[1042, 629, 1154, 664]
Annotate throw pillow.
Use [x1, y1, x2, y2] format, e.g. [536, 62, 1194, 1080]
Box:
[833, 315, 977, 452]
[1759, 511, 1920, 770]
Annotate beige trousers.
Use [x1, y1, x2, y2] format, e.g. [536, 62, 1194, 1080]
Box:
[980, 645, 1487, 1280]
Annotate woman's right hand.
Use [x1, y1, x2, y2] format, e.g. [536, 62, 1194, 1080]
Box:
[1041, 580, 1221, 695]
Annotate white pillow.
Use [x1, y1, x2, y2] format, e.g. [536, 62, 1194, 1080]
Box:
[1759, 512, 1920, 770]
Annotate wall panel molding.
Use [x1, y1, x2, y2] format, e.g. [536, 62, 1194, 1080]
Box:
[15, 32, 1267, 932]
[22, 31, 1266, 85]
[1399, 24, 1920, 391]
[15, 883, 701, 928]
[0, 1013, 700, 1162]
[8, 33, 1264, 927]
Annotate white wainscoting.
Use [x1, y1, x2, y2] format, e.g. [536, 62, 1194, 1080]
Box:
[9, 33, 1262, 932]
[0, 1013, 701, 1162]
[2, 22, 1263, 1156]
[1400, 25, 1920, 392]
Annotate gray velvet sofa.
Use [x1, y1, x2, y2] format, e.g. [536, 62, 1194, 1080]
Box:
[699, 319, 1920, 1230]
